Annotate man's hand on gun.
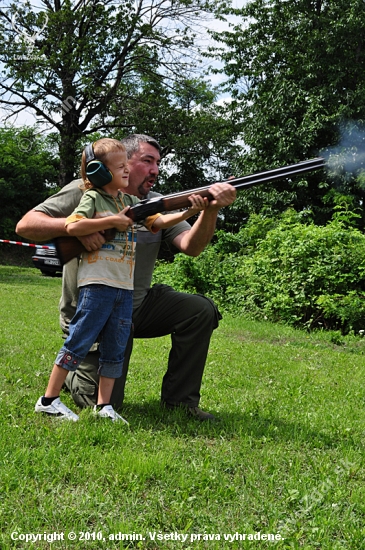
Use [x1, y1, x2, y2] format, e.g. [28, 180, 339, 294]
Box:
[206, 182, 237, 210]
[77, 231, 106, 252]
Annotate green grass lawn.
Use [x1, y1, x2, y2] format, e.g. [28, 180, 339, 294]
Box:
[0, 265, 364, 549]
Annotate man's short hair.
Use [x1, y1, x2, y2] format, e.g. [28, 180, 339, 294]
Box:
[121, 134, 162, 158]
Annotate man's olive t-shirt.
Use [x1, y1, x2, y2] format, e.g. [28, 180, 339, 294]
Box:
[34, 179, 190, 329]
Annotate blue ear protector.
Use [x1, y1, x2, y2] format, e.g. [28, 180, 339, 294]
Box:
[85, 143, 113, 188]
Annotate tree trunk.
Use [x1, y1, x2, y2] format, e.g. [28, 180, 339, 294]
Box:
[58, 100, 82, 187]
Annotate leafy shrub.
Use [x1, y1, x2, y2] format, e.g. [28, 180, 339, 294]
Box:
[153, 214, 277, 297]
[231, 211, 365, 331]
[153, 209, 365, 332]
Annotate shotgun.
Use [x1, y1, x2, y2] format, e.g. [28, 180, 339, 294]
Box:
[54, 157, 325, 265]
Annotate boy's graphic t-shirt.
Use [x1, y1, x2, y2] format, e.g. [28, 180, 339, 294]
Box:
[65, 188, 159, 290]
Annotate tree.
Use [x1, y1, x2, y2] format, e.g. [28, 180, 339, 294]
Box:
[0, 126, 58, 238]
[209, 0, 365, 227]
[0, 0, 226, 186]
[110, 76, 243, 194]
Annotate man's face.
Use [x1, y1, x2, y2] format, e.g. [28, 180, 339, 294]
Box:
[124, 142, 161, 199]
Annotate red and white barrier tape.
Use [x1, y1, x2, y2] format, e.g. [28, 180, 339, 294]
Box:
[0, 239, 54, 249]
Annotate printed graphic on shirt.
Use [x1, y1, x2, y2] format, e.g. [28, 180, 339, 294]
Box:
[78, 227, 137, 288]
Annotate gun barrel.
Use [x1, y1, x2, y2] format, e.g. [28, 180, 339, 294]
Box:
[233, 157, 325, 190]
[160, 157, 325, 199]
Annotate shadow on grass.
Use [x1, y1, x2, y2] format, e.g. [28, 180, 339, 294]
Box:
[0, 265, 62, 285]
[121, 400, 352, 450]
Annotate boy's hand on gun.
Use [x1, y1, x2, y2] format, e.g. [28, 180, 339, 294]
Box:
[186, 194, 208, 215]
[113, 207, 134, 231]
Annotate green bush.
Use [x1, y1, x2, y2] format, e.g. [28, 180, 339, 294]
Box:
[231, 211, 365, 331]
[154, 213, 277, 295]
[153, 210, 365, 333]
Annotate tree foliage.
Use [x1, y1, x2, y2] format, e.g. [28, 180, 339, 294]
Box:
[208, 0, 365, 226]
[0, 126, 58, 238]
[0, 0, 232, 186]
[111, 76, 243, 194]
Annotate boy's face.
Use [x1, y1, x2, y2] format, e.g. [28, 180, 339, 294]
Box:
[105, 151, 130, 188]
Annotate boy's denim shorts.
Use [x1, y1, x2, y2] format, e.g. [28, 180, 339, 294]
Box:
[55, 284, 133, 379]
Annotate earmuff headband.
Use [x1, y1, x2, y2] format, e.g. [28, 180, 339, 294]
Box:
[85, 143, 95, 164]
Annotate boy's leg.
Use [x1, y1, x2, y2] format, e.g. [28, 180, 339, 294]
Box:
[98, 376, 116, 405]
[45, 364, 70, 398]
[94, 289, 132, 423]
[36, 283, 111, 420]
[35, 363, 80, 421]
[62, 285, 124, 407]
[42, 285, 112, 404]
[95, 375, 128, 423]
[98, 288, 132, 406]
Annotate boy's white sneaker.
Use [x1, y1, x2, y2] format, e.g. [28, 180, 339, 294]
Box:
[94, 405, 129, 424]
[35, 397, 79, 421]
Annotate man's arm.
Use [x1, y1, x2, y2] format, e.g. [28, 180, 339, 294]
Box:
[16, 210, 69, 241]
[172, 182, 236, 256]
[16, 210, 107, 251]
[15, 180, 107, 251]
[16, 179, 82, 241]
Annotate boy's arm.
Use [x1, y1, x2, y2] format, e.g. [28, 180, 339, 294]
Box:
[66, 204, 133, 236]
[65, 216, 115, 237]
[151, 194, 208, 230]
[66, 215, 120, 236]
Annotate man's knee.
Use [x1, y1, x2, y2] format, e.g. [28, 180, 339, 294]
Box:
[64, 348, 129, 410]
[192, 294, 222, 330]
[64, 351, 99, 409]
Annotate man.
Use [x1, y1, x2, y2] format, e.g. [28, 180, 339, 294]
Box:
[16, 134, 236, 421]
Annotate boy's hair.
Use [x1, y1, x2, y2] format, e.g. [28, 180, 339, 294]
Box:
[121, 134, 161, 159]
[81, 138, 126, 189]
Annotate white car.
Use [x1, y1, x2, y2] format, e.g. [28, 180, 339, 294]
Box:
[32, 245, 63, 276]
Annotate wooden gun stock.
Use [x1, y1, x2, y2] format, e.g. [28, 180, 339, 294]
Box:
[54, 228, 117, 266]
[54, 157, 325, 266]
